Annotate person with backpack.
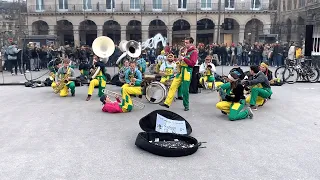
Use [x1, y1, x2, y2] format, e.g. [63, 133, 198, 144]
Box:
[5, 42, 20, 75]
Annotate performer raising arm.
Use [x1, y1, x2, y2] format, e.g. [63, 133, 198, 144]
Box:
[55, 58, 77, 97]
[160, 37, 198, 111]
[86, 55, 108, 101]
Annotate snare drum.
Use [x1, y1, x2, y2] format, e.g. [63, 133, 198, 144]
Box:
[145, 82, 168, 104]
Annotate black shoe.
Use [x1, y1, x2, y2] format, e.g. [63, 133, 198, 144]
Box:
[177, 97, 183, 100]
[150, 98, 156, 102]
[72, 93, 75, 96]
[159, 103, 169, 108]
[221, 111, 227, 115]
[184, 107, 189, 111]
[86, 95, 91, 101]
[250, 105, 257, 110]
[138, 95, 142, 99]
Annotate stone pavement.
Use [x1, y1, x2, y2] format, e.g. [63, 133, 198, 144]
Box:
[1, 75, 320, 179]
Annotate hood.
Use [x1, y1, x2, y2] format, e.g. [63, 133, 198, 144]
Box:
[7, 45, 15, 50]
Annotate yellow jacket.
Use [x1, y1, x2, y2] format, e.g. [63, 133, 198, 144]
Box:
[296, 48, 302, 59]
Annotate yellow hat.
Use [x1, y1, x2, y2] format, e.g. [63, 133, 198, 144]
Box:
[161, 50, 165, 54]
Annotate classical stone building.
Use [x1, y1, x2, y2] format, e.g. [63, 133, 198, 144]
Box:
[25, 0, 273, 46]
[277, 0, 320, 46]
[0, 1, 27, 45]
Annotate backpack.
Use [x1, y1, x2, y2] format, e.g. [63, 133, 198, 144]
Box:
[230, 67, 245, 80]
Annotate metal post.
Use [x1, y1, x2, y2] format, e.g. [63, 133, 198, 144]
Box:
[216, 0, 221, 44]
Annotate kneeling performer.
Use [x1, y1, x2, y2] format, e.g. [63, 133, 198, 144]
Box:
[54, 58, 77, 97]
[216, 72, 253, 120]
[199, 55, 216, 89]
[86, 55, 108, 101]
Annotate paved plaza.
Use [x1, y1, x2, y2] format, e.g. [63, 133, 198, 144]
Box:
[1, 66, 320, 179]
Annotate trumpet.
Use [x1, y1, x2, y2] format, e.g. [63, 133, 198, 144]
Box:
[105, 89, 145, 110]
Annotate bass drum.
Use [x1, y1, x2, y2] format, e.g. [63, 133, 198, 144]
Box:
[145, 82, 167, 104]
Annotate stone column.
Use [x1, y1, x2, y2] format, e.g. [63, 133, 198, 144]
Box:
[190, 30, 197, 44]
[73, 26, 80, 47]
[121, 25, 126, 41]
[97, 25, 103, 37]
[214, 28, 218, 43]
[141, 25, 149, 41]
[238, 25, 245, 44]
[167, 27, 172, 45]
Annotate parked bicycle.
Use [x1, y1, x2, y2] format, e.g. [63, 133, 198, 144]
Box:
[274, 58, 295, 80]
[282, 59, 320, 83]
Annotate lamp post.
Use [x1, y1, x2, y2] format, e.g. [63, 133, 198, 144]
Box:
[217, 0, 221, 44]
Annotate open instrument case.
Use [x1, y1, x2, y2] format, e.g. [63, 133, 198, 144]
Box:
[135, 110, 206, 157]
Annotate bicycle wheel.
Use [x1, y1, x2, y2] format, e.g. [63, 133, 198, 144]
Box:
[283, 67, 299, 83]
[275, 66, 286, 80]
[306, 67, 320, 83]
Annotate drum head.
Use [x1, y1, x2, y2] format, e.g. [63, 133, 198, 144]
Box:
[145, 82, 167, 104]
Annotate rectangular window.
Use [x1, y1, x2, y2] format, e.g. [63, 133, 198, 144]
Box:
[130, 0, 140, 10]
[83, 0, 92, 10]
[251, 0, 261, 10]
[225, 0, 234, 9]
[106, 0, 115, 10]
[58, 0, 68, 10]
[201, 0, 212, 10]
[153, 0, 162, 10]
[178, 0, 187, 10]
[36, 0, 44, 11]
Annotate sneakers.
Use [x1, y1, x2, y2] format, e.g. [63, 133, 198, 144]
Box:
[258, 99, 268, 107]
[247, 108, 254, 119]
[250, 105, 258, 111]
[86, 95, 91, 101]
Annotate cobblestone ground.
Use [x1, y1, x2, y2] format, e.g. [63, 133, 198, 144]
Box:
[1, 66, 320, 179]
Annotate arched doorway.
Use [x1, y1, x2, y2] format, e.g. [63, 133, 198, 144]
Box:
[221, 18, 240, 45]
[172, 19, 190, 45]
[244, 18, 264, 44]
[286, 19, 292, 42]
[79, 20, 97, 46]
[126, 20, 141, 41]
[103, 20, 121, 44]
[32, 20, 49, 35]
[148, 19, 167, 38]
[56, 20, 74, 46]
[197, 18, 215, 44]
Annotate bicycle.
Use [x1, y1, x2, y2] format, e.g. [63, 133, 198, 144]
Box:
[274, 58, 295, 80]
[282, 59, 320, 83]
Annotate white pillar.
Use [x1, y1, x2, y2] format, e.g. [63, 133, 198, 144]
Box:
[190, 30, 197, 44]
[121, 25, 126, 41]
[238, 25, 245, 44]
[97, 25, 103, 37]
[73, 26, 80, 47]
[167, 27, 172, 46]
[214, 28, 218, 44]
[141, 25, 148, 41]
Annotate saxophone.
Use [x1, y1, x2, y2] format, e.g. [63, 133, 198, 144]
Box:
[53, 72, 70, 94]
[176, 47, 187, 74]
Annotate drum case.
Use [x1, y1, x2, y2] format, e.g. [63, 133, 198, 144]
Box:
[135, 109, 205, 157]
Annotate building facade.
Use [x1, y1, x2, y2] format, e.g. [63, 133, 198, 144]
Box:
[25, 0, 273, 46]
[0, 1, 27, 46]
[277, 0, 320, 45]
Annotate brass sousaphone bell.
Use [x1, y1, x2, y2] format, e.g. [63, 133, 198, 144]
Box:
[92, 36, 115, 60]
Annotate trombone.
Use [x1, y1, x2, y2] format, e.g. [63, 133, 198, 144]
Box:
[105, 89, 145, 110]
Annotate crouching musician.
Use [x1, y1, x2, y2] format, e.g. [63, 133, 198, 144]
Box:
[160, 37, 198, 111]
[216, 72, 254, 121]
[49, 58, 62, 91]
[86, 55, 108, 101]
[199, 55, 216, 90]
[54, 58, 76, 97]
[159, 53, 177, 86]
[123, 61, 143, 88]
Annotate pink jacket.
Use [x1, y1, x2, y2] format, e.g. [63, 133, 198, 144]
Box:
[102, 98, 123, 113]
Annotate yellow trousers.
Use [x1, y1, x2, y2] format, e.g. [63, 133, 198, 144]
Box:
[216, 101, 232, 114]
[246, 95, 265, 106]
[120, 85, 142, 112]
[52, 81, 76, 97]
[215, 81, 224, 88]
[199, 76, 214, 89]
[87, 79, 107, 96]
